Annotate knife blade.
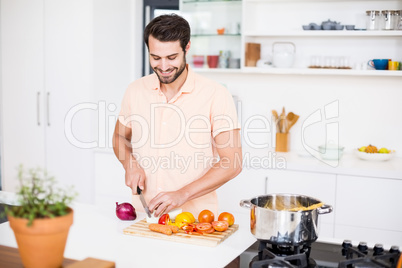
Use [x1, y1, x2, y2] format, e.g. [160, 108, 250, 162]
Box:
[137, 186, 152, 218]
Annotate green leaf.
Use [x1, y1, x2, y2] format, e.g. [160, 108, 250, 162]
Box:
[9, 165, 78, 226]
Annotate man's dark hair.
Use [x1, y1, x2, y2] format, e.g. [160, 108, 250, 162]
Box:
[144, 14, 191, 52]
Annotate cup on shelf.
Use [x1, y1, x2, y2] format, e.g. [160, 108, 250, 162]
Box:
[192, 55, 204, 68]
[207, 55, 219, 68]
[388, 61, 400, 71]
[229, 58, 240, 69]
[338, 56, 351, 69]
[309, 55, 322, 68]
[367, 59, 389, 70]
[216, 28, 225, 35]
[323, 56, 338, 69]
[345, 25, 355, 30]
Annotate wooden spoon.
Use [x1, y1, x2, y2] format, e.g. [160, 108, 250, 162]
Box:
[272, 110, 278, 121]
[279, 107, 286, 133]
[286, 112, 299, 132]
[272, 110, 279, 132]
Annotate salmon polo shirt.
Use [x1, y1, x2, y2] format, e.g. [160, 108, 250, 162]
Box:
[118, 65, 240, 217]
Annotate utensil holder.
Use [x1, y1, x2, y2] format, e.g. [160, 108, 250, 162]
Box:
[276, 133, 289, 152]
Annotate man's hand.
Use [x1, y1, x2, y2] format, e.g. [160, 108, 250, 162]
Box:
[124, 155, 146, 195]
[148, 190, 187, 217]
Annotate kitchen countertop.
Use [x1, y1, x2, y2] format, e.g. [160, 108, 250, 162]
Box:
[0, 201, 256, 268]
[244, 150, 402, 180]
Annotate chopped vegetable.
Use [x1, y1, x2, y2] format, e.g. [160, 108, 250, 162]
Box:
[148, 223, 173, 235]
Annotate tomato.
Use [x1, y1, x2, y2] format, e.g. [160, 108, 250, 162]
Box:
[218, 212, 235, 226]
[195, 223, 214, 234]
[158, 214, 170, 225]
[198, 209, 214, 223]
[181, 223, 195, 232]
[212, 221, 229, 232]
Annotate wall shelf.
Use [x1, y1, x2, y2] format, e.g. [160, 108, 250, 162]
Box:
[192, 34, 241, 37]
[184, 0, 241, 3]
[244, 31, 402, 37]
[245, 0, 393, 2]
[193, 67, 402, 77]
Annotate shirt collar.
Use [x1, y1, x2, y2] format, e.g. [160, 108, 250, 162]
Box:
[150, 64, 195, 94]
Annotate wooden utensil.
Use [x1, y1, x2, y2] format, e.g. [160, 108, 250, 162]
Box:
[286, 112, 299, 132]
[272, 110, 279, 132]
[279, 107, 287, 133]
[272, 110, 278, 120]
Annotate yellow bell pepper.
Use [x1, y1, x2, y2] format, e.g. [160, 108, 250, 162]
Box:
[174, 212, 195, 228]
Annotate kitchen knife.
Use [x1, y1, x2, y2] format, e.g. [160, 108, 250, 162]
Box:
[137, 186, 152, 218]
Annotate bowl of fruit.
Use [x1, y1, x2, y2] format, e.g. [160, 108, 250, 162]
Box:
[355, 144, 395, 161]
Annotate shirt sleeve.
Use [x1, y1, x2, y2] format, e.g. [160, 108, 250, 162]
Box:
[211, 86, 241, 138]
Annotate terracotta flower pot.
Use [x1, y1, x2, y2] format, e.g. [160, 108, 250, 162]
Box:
[8, 208, 74, 268]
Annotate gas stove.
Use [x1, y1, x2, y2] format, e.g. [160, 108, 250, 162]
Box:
[242, 240, 401, 268]
[249, 241, 316, 268]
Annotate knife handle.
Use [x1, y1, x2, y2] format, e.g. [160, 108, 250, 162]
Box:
[136, 186, 141, 195]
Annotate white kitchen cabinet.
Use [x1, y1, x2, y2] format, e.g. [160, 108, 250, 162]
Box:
[335, 174, 402, 246]
[237, 165, 402, 246]
[0, 0, 94, 202]
[1, 0, 46, 191]
[265, 169, 336, 239]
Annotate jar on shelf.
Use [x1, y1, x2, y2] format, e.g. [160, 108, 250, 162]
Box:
[381, 10, 398, 30]
[366, 10, 380, 30]
[395, 10, 402, 30]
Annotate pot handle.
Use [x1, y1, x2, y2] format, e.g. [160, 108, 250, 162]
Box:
[317, 204, 333, 215]
[239, 199, 252, 209]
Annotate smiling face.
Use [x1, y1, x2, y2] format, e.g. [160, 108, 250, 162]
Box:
[148, 36, 189, 85]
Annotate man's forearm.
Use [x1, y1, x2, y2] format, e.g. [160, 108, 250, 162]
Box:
[112, 130, 133, 168]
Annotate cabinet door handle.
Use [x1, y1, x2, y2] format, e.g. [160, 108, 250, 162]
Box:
[47, 92, 50, 126]
[37, 92, 41, 126]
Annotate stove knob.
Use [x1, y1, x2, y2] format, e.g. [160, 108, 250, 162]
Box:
[389, 245, 400, 254]
[342, 240, 352, 256]
[342, 240, 352, 249]
[358, 242, 368, 254]
[373, 244, 384, 256]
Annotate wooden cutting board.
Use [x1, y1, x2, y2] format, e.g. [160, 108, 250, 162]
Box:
[123, 219, 239, 247]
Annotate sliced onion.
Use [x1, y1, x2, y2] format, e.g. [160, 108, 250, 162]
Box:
[116, 202, 137, 221]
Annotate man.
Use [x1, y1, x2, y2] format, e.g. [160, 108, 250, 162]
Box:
[113, 14, 242, 218]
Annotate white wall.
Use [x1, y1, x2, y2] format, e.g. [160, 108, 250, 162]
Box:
[200, 72, 402, 158]
[92, 0, 143, 205]
[92, 0, 143, 154]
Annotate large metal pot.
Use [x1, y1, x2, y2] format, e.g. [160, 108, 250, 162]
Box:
[240, 193, 332, 245]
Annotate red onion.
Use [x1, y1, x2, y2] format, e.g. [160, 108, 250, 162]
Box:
[116, 202, 137, 221]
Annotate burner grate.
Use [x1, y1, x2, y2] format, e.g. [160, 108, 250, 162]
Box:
[249, 241, 317, 268]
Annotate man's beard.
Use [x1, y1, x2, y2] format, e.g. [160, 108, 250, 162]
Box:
[154, 57, 186, 84]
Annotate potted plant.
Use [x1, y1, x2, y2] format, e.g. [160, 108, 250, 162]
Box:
[5, 165, 77, 268]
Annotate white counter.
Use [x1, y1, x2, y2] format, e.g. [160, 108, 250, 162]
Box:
[243, 150, 402, 180]
[0, 202, 256, 268]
